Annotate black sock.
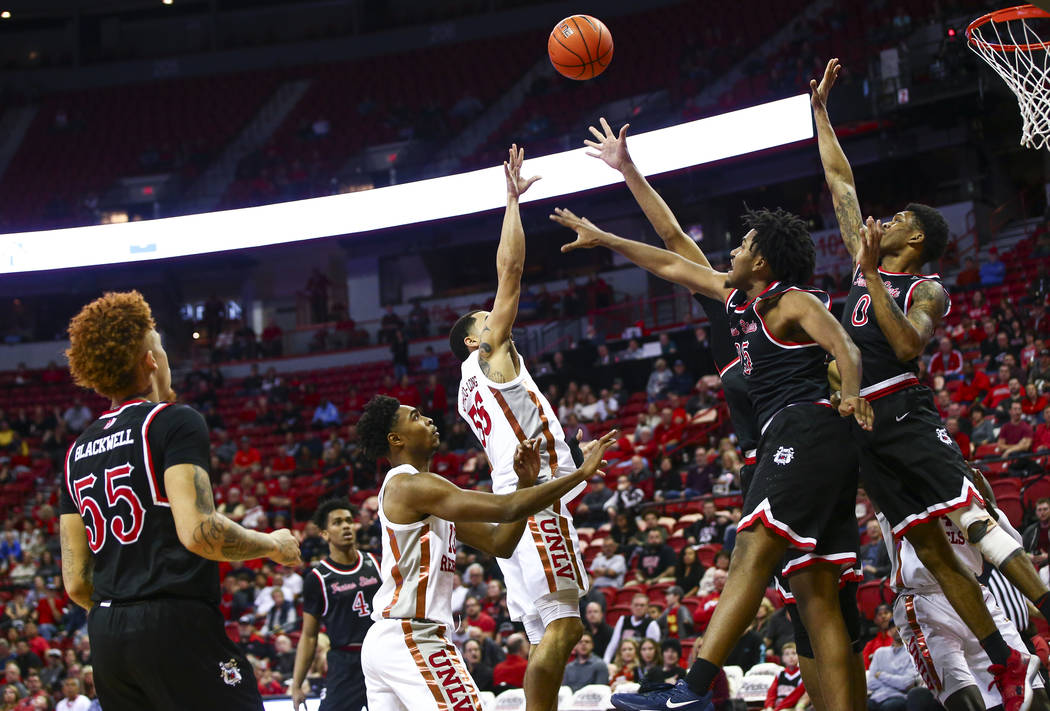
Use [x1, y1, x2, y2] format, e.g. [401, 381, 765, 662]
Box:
[980, 631, 1013, 667]
[1037, 592, 1050, 621]
[684, 658, 719, 696]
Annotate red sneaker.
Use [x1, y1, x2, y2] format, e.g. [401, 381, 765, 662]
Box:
[988, 649, 1039, 711]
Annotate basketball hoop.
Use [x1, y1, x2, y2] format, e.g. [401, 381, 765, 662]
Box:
[968, 4, 1050, 149]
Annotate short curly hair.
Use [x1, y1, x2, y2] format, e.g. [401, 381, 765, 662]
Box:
[357, 395, 401, 460]
[66, 291, 155, 399]
[312, 497, 355, 529]
[742, 207, 815, 285]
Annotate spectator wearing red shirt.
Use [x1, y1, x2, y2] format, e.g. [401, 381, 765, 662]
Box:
[954, 360, 991, 404]
[23, 623, 48, 661]
[430, 441, 461, 479]
[929, 337, 964, 380]
[998, 401, 1034, 456]
[956, 257, 980, 289]
[261, 321, 283, 357]
[763, 644, 807, 711]
[1035, 406, 1050, 451]
[463, 596, 496, 637]
[392, 375, 420, 408]
[257, 668, 284, 696]
[493, 634, 529, 688]
[863, 605, 895, 668]
[1022, 333, 1040, 370]
[233, 436, 262, 474]
[946, 417, 971, 459]
[423, 374, 448, 418]
[969, 293, 990, 323]
[1024, 383, 1050, 418]
[982, 365, 1013, 411]
[36, 586, 60, 631]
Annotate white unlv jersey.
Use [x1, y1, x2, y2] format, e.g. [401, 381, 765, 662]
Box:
[458, 350, 580, 497]
[878, 512, 983, 592]
[372, 464, 458, 629]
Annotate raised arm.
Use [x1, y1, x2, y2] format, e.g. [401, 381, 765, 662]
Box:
[484, 145, 541, 351]
[585, 118, 710, 268]
[778, 290, 873, 430]
[165, 463, 302, 565]
[811, 58, 864, 261]
[386, 431, 617, 526]
[857, 217, 946, 362]
[60, 513, 94, 610]
[551, 208, 731, 301]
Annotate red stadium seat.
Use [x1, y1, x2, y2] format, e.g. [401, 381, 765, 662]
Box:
[696, 544, 722, 568]
[856, 580, 893, 621]
[1024, 476, 1050, 511]
[606, 604, 632, 626]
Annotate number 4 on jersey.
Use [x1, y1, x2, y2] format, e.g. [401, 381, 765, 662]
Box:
[352, 590, 371, 617]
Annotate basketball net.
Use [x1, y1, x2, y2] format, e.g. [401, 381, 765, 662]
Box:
[968, 5, 1050, 149]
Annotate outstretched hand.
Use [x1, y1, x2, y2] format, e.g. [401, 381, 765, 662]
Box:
[550, 207, 607, 252]
[810, 58, 841, 111]
[584, 117, 631, 172]
[579, 429, 619, 479]
[513, 438, 543, 487]
[505, 144, 541, 199]
[857, 215, 883, 275]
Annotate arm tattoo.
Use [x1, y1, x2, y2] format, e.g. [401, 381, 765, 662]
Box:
[907, 281, 947, 337]
[192, 466, 215, 515]
[833, 188, 864, 257]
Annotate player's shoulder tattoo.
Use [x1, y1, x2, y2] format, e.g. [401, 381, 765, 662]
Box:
[910, 280, 948, 318]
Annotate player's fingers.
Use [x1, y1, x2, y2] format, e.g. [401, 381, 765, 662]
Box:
[584, 139, 600, 149]
[588, 125, 604, 140]
[524, 176, 541, 190]
[600, 116, 613, 137]
[584, 150, 602, 160]
[619, 123, 630, 139]
[809, 79, 817, 92]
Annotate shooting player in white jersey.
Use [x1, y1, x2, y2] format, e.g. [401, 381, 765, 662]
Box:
[449, 146, 590, 711]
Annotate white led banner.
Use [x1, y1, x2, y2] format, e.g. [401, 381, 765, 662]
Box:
[0, 94, 813, 274]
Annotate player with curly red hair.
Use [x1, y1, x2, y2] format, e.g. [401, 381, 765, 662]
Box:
[61, 290, 301, 711]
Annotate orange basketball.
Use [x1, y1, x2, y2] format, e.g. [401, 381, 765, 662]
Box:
[548, 15, 613, 80]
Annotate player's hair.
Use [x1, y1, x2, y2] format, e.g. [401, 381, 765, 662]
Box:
[906, 203, 949, 263]
[312, 497, 355, 529]
[449, 310, 483, 362]
[357, 395, 401, 459]
[66, 291, 156, 399]
[742, 207, 815, 284]
[781, 642, 797, 653]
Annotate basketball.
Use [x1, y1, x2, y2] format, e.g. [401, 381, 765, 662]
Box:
[548, 14, 613, 80]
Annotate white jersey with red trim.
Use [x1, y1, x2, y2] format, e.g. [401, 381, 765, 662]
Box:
[372, 464, 457, 629]
[458, 350, 579, 497]
[877, 512, 982, 592]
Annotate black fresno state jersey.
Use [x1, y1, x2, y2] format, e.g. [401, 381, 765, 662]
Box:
[841, 265, 950, 396]
[694, 293, 758, 454]
[60, 400, 220, 604]
[302, 554, 382, 648]
[727, 282, 833, 430]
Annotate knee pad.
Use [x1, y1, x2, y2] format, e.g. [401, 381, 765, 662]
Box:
[947, 502, 992, 540]
[973, 524, 1026, 568]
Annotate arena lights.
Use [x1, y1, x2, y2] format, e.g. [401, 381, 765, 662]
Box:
[0, 94, 813, 274]
[0, 11, 11, 19]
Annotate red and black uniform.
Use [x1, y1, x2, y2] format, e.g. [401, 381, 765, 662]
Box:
[61, 399, 261, 711]
[763, 665, 806, 711]
[727, 283, 859, 574]
[842, 266, 982, 538]
[302, 554, 381, 710]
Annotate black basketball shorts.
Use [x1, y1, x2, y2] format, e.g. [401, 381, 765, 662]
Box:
[320, 648, 367, 711]
[88, 597, 262, 711]
[853, 386, 983, 539]
[738, 403, 859, 555]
